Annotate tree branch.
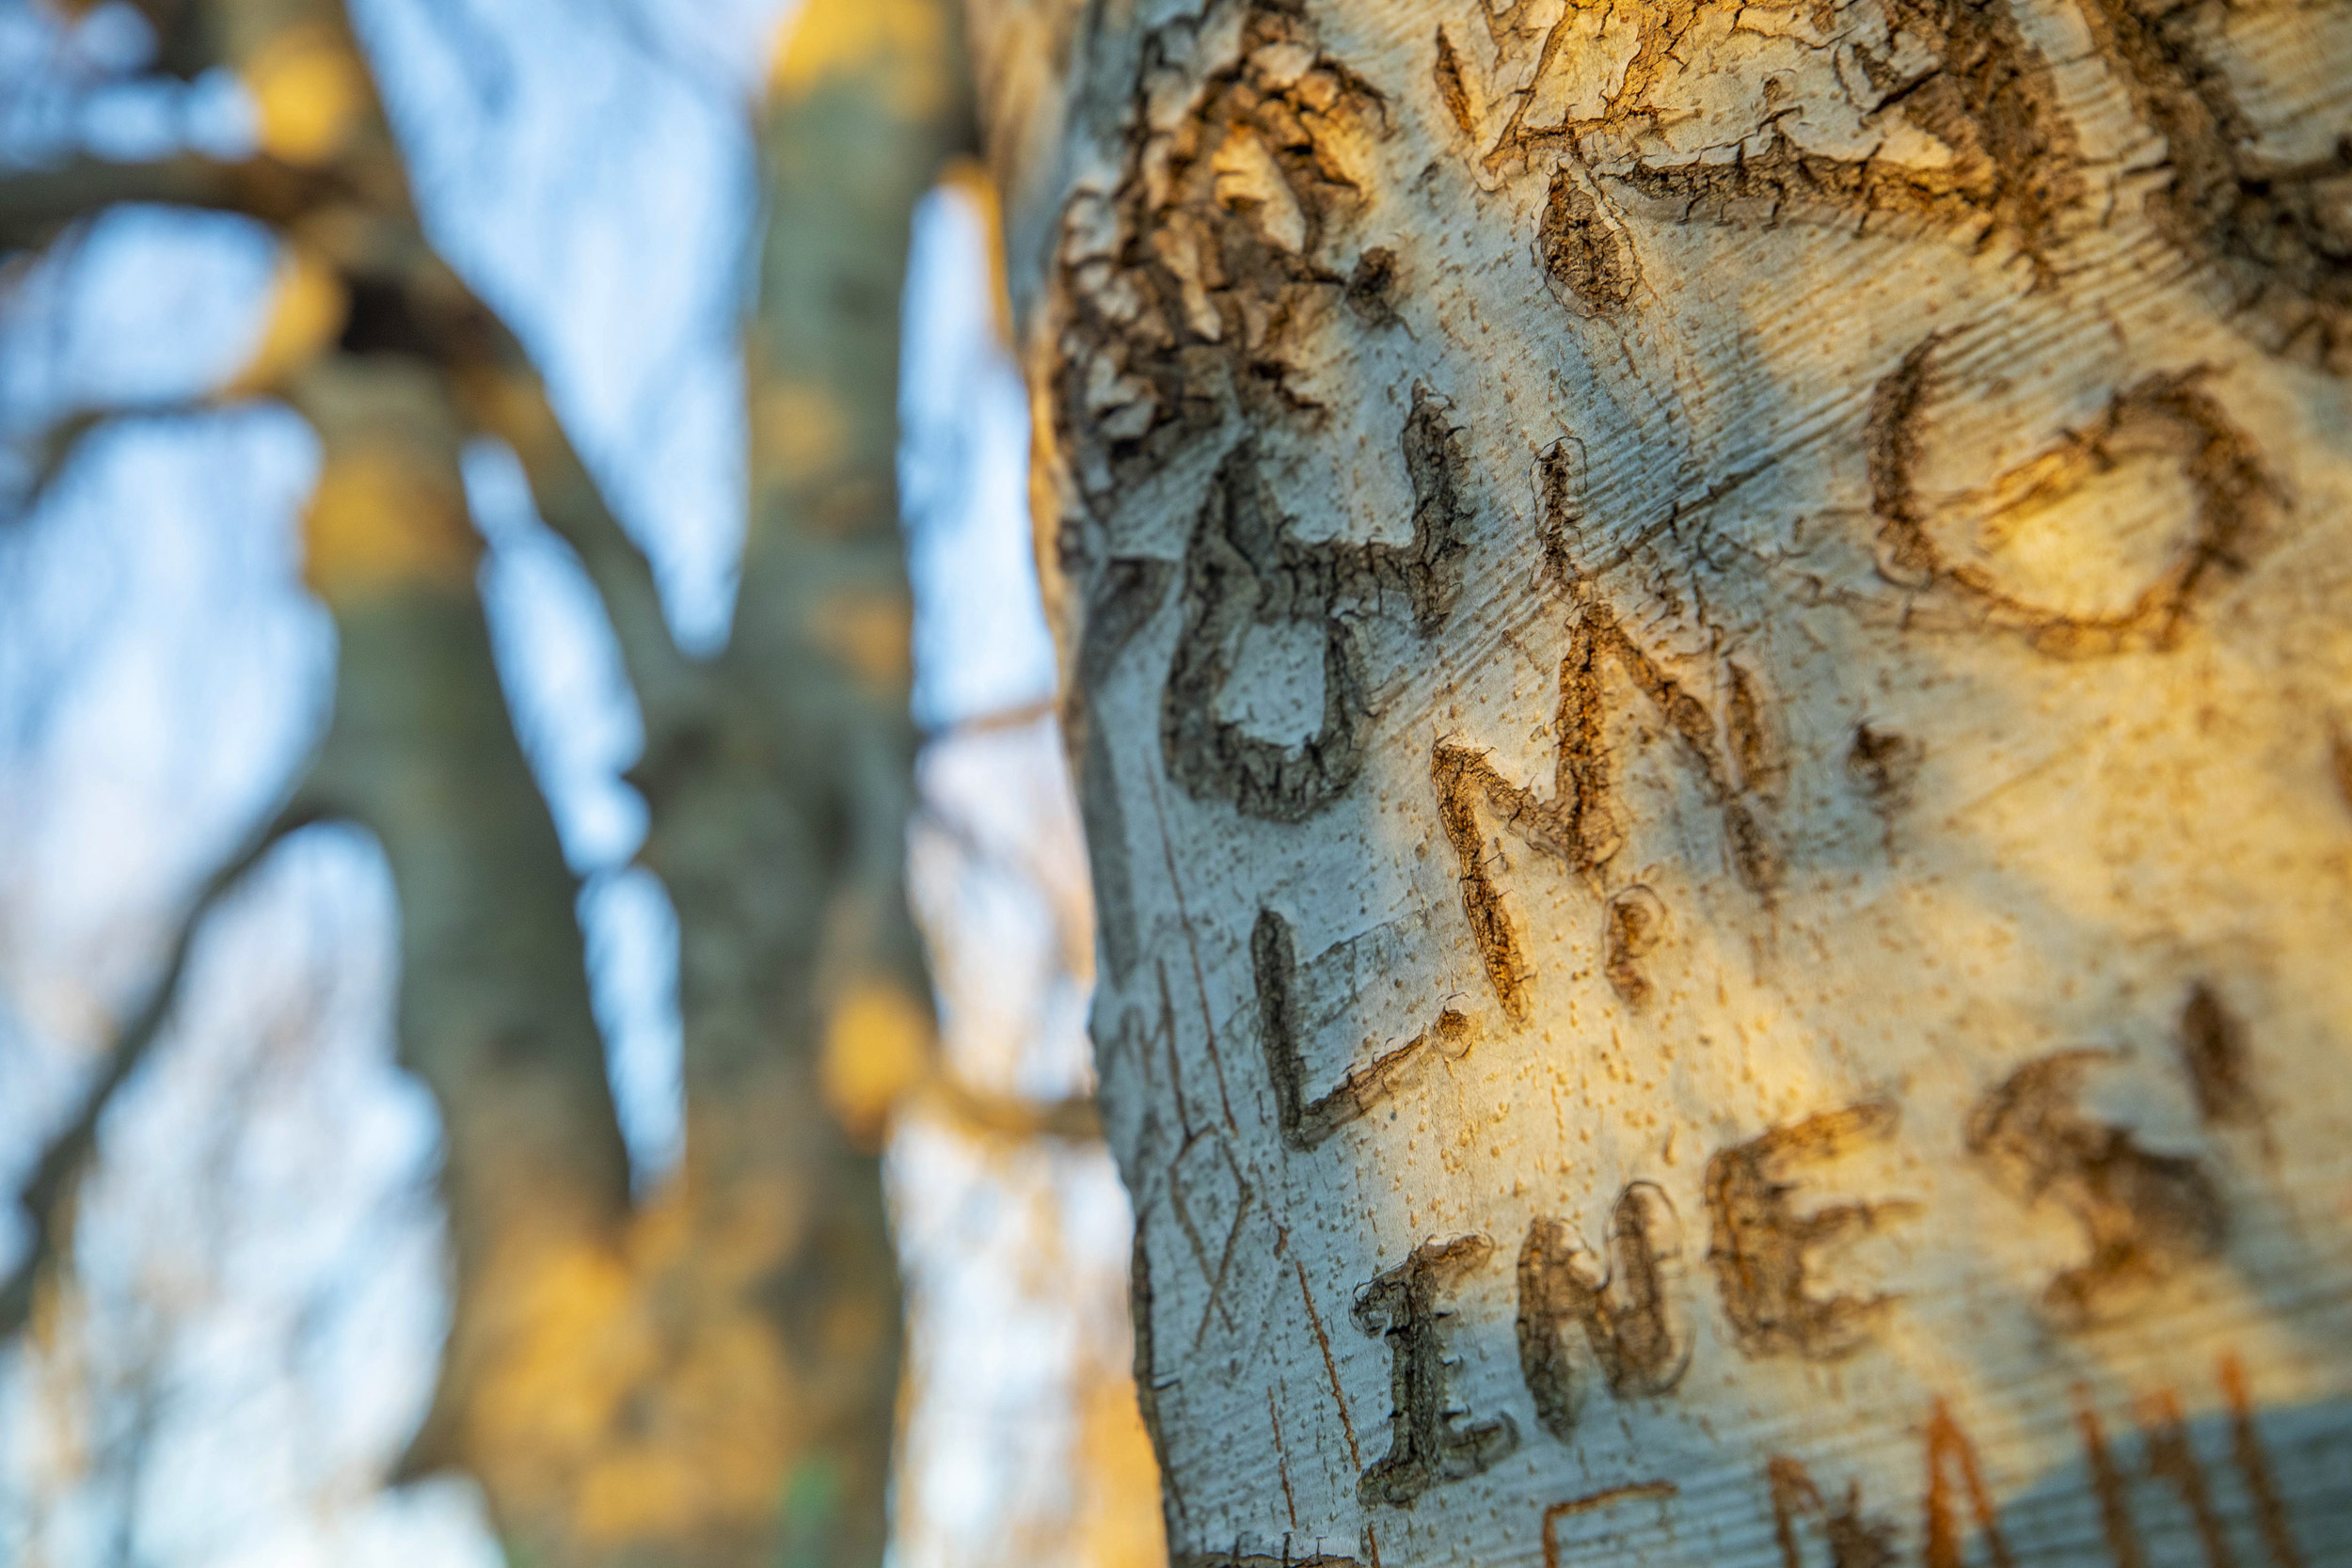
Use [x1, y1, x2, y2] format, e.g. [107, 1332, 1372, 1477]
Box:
[0, 178, 689, 721]
[5, 402, 228, 525]
[0, 160, 688, 716]
[916, 1073, 1101, 1142]
[920, 695, 1058, 741]
[437, 333, 693, 721]
[0, 798, 323, 1338]
[0, 155, 349, 252]
[6, 408, 111, 525]
[46, 0, 218, 79]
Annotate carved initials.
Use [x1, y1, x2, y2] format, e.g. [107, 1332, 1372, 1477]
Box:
[1251, 907, 1470, 1151]
[1706, 1101, 1918, 1361]
[1353, 1235, 1519, 1507]
[1965, 1051, 2225, 1327]
[1433, 600, 1779, 1017]
[1516, 1181, 1692, 1439]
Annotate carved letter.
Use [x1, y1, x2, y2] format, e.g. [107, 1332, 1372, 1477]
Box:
[1707, 1101, 1916, 1361]
[1164, 394, 1469, 822]
[1965, 1052, 2225, 1326]
[1923, 1402, 2016, 1568]
[1540, 1481, 1678, 1568]
[1433, 603, 1780, 1017]
[1517, 1181, 1691, 1439]
[2178, 983, 2260, 1128]
[1767, 1456, 1900, 1568]
[1353, 1235, 1518, 1507]
[1253, 908, 1470, 1150]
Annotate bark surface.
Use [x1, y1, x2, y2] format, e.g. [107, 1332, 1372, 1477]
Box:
[966, 0, 2352, 1563]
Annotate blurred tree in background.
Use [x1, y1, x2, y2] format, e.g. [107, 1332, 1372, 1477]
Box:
[0, 0, 1157, 1564]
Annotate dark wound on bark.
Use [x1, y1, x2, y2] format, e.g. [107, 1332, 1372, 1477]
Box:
[1163, 395, 1469, 821]
[1431, 25, 1478, 142]
[1354, 1235, 1519, 1508]
[1536, 436, 1588, 589]
[1706, 1101, 1915, 1361]
[2179, 982, 2260, 1128]
[1053, 1, 1391, 495]
[1253, 907, 1470, 1150]
[1602, 885, 1669, 1006]
[1538, 170, 1636, 314]
[1868, 341, 2278, 657]
[1399, 388, 1475, 631]
[1724, 662, 1787, 800]
[1516, 1183, 1691, 1441]
[1965, 1051, 2226, 1326]
[1346, 246, 1402, 327]
[1846, 722, 1924, 808]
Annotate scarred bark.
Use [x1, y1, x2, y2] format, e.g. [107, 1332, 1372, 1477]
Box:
[967, 0, 2352, 1563]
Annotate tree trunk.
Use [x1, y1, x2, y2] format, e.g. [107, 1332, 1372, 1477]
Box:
[966, 0, 2352, 1562]
[6, 0, 960, 1560]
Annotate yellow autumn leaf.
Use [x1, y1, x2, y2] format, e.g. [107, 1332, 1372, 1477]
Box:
[819, 980, 932, 1140]
[301, 442, 479, 605]
[767, 0, 950, 119]
[225, 244, 346, 398]
[245, 23, 370, 166]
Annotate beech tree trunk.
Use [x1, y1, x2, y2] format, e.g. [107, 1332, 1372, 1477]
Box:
[965, 0, 2352, 1563]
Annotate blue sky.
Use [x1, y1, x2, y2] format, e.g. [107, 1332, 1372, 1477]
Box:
[0, 0, 1084, 1560]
